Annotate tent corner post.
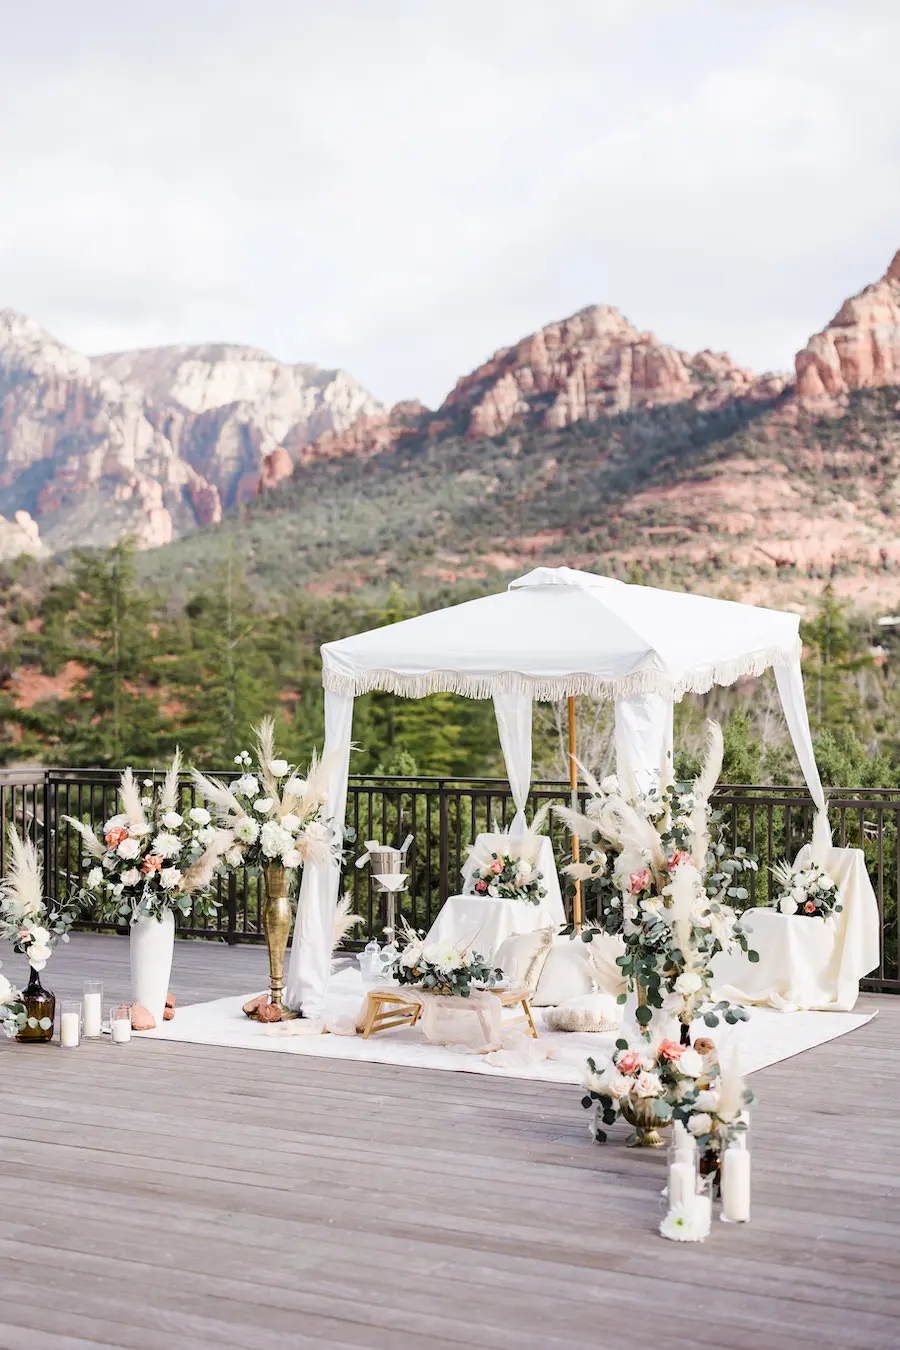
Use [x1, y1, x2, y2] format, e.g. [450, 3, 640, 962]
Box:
[568, 695, 583, 931]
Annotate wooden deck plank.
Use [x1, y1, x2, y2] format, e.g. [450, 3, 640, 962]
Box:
[0, 934, 897, 1350]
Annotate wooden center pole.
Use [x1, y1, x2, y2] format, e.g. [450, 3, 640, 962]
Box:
[568, 694, 583, 931]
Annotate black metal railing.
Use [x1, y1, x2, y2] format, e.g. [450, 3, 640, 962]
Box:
[1, 769, 897, 990]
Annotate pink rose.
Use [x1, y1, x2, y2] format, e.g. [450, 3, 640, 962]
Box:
[669, 850, 694, 870]
[474, 880, 488, 893]
[629, 870, 650, 895]
[491, 860, 504, 874]
[659, 1039, 684, 1061]
[616, 1050, 642, 1074]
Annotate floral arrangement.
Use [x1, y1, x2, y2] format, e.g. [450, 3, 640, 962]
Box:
[558, 722, 758, 1035]
[65, 751, 233, 923]
[0, 960, 26, 1038]
[771, 812, 841, 919]
[392, 924, 501, 997]
[470, 848, 546, 905]
[0, 826, 74, 970]
[582, 1032, 754, 1149]
[191, 718, 341, 875]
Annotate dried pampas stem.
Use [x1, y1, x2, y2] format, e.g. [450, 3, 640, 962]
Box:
[62, 816, 106, 858]
[190, 770, 246, 824]
[160, 747, 183, 813]
[119, 768, 147, 830]
[181, 829, 232, 896]
[1, 825, 44, 915]
[332, 894, 363, 952]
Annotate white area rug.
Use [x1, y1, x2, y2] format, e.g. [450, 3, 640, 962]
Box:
[141, 966, 876, 1085]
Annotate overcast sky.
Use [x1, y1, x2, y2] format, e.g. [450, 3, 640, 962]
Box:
[0, 0, 897, 408]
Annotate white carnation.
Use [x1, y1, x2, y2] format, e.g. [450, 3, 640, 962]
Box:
[659, 1203, 709, 1242]
[281, 849, 303, 869]
[150, 832, 182, 860]
[87, 867, 104, 888]
[159, 867, 183, 891]
[234, 817, 259, 845]
[162, 811, 183, 829]
[188, 807, 211, 826]
[260, 821, 292, 858]
[116, 838, 140, 860]
[235, 774, 259, 797]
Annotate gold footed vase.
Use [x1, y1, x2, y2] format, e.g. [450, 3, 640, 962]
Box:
[621, 1098, 669, 1149]
[262, 865, 292, 1011]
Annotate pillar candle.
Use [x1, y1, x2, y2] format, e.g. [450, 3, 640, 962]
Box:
[668, 1161, 696, 1210]
[693, 1192, 712, 1236]
[722, 1143, 751, 1222]
[672, 1120, 695, 1164]
[60, 1011, 80, 1048]
[83, 991, 102, 1037]
[111, 1017, 131, 1044]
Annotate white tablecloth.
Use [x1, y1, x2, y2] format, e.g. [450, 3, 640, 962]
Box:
[425, 833, 565, 962]
[712, 846, 880, 1012]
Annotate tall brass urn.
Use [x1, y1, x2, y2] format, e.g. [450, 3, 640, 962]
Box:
[262, 865, 292, 1009]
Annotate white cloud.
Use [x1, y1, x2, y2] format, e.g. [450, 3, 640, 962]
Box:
[0, 0, 897, 406]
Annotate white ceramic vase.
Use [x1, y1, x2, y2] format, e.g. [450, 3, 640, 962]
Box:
[130, 910, 175, 1028]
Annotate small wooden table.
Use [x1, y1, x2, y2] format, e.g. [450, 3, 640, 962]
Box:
[360, 987, 538, 1040]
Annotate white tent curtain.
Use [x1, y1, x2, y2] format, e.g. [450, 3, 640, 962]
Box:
[492, 692, 533, 835]
[614, 693, 674, 795]
[284, 690, 353, 1016]
[775, 656, 826, 811]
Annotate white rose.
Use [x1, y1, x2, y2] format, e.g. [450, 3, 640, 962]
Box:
[150, 832, 182, 860]
[694, 1088, 720, 1110]
[162, 811, 183, 829]
[820, 875, 834, 890]
[675, 972, 703, 997]
[304, 821, 331, 842]
[235, 774, 259, 797]
[159, 867, 183, 891]
[224, 847, 244, 868]
[198, 826, 219, 845]
[254, 798, 274, 814]
[27, 943, 52, 970]
[688, 1112, 713, 1136]
[280, 813, 300, 832]
[281, 849, 303, 869]
[28, 925, 51, 945]
[284, 776, 307, 797]
[790, 885, 806, 905]
[401, 945, 422, 969]
[87, 867, 104, 888]
[189, 807, 211, 826]
[634, 1071, 664, 1098]
[0, 973, 13, 1003]
[677, 1049, 705, 1078]
[779, 896, 798, 916]
[103, 814, 128, 833]
[600, 775, 619, 793]
[120, 868, 141, 887]
[235, 817, 259, 844]
[268, 759, 290, 778]
[116, 837, 140, 860]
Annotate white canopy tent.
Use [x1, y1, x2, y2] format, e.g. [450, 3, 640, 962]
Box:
[285, 567, 824, 1015]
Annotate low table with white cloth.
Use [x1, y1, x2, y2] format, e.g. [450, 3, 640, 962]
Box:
[713, 845, 880, 1012]
[424, 833, 565, 963]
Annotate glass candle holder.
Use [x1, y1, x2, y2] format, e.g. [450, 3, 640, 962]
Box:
[666, 1123, 698, 1211]
[721, 1127, 751, 1223]
[59, 999, 82, 1049]
[110, 1004, 132, 1044]
[82, 980, 103, 1037]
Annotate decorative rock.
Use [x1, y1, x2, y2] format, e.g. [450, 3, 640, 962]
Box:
[163, 1005, 175, 1021]
[165, 991, 176, 1008]
[242, 994, 268, 1017]
[130, 1002, 156, 1031]
[256, 1001, 283, 1023]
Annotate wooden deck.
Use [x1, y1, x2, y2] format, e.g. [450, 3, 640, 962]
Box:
[0, 933, 897, 1350]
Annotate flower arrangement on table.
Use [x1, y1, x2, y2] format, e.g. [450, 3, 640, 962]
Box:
[469, 848, 547, 906]
[557, 722, 758, 1037]
[0, 960, 26, 1038]
[0, 825, 74, 970]
[65, 751, 233, 923]
[392, 924, 501, 997]
[770, 814, 841, 919]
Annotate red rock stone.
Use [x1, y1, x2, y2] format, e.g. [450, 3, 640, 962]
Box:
[242, 994, 268, 1017]
[256, 446, 294, 494]
[163, 1005, 175, 1021]
[165, 991, 176, 1008]
[796, 249, 900, 411]
[256, 1001, 283, 1023]
[130, 1002, 156, 1031]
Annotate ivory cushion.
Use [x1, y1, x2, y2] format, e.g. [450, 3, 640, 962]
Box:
[495, 927, 554, 993]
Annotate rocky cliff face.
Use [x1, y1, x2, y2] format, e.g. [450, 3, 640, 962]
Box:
[795, 251, 900, 411]
[0, 314, 382, 553]
[0, 510, 45, 562]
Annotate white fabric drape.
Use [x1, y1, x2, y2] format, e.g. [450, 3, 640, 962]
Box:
[492, 693, 532, 834]
[614, 693, 674, 795]
[774, 656, 826, 811]
[285, 690, 354, 1017]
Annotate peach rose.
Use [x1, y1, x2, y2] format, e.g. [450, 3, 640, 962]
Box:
[105, 826, 127, 847]
[616, 1050, 642, 1074]
[629, 870, 650, 894]
[659, 1039, 685, 1061]
[491, 860, 504, 874]
[474, 880, 488, 893]
[141, 854, 164, 874]
[669, 850, 694, 870]
[804, 900, 817, 913]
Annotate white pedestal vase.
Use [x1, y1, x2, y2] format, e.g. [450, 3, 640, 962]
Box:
[130, 911, 175, 1028]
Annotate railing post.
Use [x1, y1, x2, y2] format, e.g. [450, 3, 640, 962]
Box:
[42, 771, 54, 904]
[439, 780, 450, 904]
[226, 872, 238, 945]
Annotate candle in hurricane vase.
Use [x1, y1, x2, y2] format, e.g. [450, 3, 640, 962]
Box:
[721, 1133, 751, 1223]
[110, 1004, 132, 1044]
[83, 980, 103, 1037]
[59, 1000, 81, 1049]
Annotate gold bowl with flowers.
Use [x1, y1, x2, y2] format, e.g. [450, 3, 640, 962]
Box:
[621, 1098, 669, 1149]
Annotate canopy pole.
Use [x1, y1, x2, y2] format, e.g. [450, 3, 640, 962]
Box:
[568, 695, 582, 931]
